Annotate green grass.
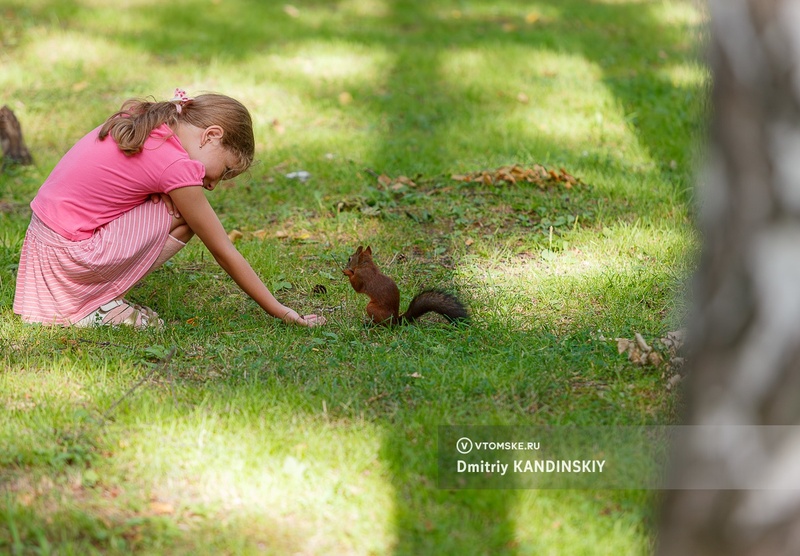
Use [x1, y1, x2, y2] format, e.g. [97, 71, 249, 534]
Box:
[1, 0, 707, 554]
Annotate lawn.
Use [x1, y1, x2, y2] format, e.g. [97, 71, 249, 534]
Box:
[0, 0, 708, 554]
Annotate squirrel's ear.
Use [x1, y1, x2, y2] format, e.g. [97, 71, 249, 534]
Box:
[355, 246, 363, 255]
[365, 246, 372, 255]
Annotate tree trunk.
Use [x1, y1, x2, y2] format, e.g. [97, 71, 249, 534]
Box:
[0, 105, 33, 166]
[659, 1, 800, 554]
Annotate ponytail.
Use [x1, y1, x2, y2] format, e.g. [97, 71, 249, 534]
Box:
[98, 100, 179, 155]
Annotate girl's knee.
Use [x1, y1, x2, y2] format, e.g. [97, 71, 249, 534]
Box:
[169, 220, 194, 243]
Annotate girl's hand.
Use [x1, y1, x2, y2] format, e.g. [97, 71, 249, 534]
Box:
[150, 193, 180, 219]
[282, 310, 326, 327]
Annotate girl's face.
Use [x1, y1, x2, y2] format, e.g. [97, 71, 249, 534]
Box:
[196, 143, 239, 191]
[180, 124, 240, 191]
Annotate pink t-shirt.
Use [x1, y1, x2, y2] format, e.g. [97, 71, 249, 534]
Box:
[31, 124, 205, 241]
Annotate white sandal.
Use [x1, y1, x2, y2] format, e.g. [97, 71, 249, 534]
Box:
[75, 299, 164, 330]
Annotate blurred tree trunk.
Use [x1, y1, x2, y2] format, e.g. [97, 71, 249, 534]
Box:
[659, 1, 800, 554]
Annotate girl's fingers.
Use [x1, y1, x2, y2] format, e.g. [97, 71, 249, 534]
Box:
[301, 314, 326, 326]
[152, 194, 179, 217]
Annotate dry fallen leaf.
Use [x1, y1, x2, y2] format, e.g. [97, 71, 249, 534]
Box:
[661, 329, 685, 352]
[338, 91, 353, 105]
[617, 338, 633, 355]
[149, 501, 175, 515]
[634, 332, 651, 353]
[452, 164, 581, 189]
[647, 351, 663, 367]
[374, 172, 417, 190]
[395, 175, 417, 187]
[227, 229, 243, 242]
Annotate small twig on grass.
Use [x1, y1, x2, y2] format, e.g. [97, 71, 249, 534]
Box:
[328, 252, 346, 273]
[367, 392, 389, 404]
[77, 338, 134, 350]
[101, 346, 177, 422]
[319, 303, 345, 313]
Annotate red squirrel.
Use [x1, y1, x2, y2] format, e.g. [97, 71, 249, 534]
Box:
[343, 245, 468, 325]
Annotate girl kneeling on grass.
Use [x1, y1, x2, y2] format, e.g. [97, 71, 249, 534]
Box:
[13, 89, 325, 329]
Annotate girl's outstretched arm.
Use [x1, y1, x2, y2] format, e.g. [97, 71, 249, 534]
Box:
[169, 186, 325, 327]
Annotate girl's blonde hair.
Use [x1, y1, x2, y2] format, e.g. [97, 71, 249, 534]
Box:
[98, 93, 255, 178]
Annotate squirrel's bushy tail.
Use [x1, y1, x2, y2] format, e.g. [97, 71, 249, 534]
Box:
[400, 290, 469, 324]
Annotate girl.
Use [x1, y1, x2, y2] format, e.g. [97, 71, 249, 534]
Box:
[13, 89, 325, 328]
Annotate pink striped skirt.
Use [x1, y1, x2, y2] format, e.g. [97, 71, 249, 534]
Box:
[13, 200, 171, 326]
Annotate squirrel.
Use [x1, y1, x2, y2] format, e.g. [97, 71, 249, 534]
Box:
[343, 245, 469, 326]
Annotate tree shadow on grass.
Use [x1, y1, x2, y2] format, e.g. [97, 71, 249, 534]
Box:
[347, 2, 700, 551]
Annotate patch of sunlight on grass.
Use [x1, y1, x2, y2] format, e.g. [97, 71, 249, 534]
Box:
[656, 0, 709, 26]
[113, 406, 397, 553]
[81, 0, 162, 7]
[440, 46, 650, 162]
[226, 44, 393, 161]
[431, 1, 562, 21]
[460, 221, 691, 284]
[658, 61, 710, 89]
[511, 491, 651, 555]
[456, 221, 693, 331]
[28, 32, 131, 68]
[264, 40, 392, 84]
[338, 0, 391, 18]
[0, 366, 91, 411]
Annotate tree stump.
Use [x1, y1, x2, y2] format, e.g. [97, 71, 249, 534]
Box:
[0, 105, 33, 166]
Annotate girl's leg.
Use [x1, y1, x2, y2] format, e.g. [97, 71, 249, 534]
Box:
[146, 234, 187, 273]
[76, 214, 195, 329]
[145, 215, 194, 274]
[169, 215, 194, 244]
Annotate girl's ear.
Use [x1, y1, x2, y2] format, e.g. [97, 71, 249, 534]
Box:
[204, 125, 225, 142]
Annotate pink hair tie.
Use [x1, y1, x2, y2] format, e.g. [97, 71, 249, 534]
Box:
[170, 88, 193, 114]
